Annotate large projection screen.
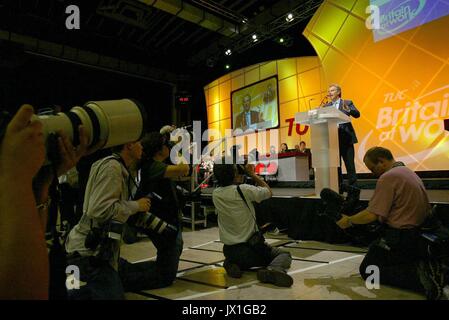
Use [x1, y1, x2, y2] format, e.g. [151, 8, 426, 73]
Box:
[231, 76, 279, 133]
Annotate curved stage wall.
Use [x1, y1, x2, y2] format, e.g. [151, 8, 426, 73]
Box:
[303, 0, 449, 173]
[205, 0, 449, 173]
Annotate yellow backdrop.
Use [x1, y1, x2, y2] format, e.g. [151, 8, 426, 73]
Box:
[205, 0, 449, 172]
[304, 0, 449, 172]
[204, 57, 327, 155]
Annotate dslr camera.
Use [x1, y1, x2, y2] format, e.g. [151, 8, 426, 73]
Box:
[320, 185, 382, 245]
[128, 192, 178, 238]
[1, 99, 148, 166]
[319, 184, 362, 222]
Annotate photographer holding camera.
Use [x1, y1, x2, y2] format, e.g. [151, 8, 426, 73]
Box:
[212, 161, 293, 287]
[0, 104, 95, 299]
[334, 147, 447, 299]
[65, 139, 158, 299]
[130, 132, 190, 289]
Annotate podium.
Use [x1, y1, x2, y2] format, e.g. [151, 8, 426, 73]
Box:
[295, 107, 350, 195]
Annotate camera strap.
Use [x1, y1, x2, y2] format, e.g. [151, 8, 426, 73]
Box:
[236, 185, 259, 232]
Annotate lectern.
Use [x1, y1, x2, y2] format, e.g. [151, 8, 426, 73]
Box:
[295, 107, 350, 195]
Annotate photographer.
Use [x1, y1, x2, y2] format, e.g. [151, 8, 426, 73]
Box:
[65, 140, 153, 299]
[0, 105, 93, 299]
[335, 147, 447, 299]
[212, 161, 293, 287]
[133, 132, 189, 289]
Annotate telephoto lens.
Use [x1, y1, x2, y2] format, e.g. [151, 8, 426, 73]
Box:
[135, 212, 178, 237]
[31, 99, 148, 165]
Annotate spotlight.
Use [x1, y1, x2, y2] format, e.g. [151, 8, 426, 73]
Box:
[252, 34, 258, 42]
[286, 13, 294, 22]
[225, 64, 230, 69]
[225, 49, 232, 56]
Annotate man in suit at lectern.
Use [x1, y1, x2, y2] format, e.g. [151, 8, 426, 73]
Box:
[235, 94, 263, 131]
[324, 84, 360, 186]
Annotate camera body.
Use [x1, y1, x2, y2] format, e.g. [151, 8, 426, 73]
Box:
[320, 185, 382, 245]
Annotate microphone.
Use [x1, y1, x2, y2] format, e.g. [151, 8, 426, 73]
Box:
[308, 98, 315, 111]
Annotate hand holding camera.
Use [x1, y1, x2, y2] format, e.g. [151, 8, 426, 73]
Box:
[0, 105, 45, 183]
[136, 197, 151, 212]
[244, 163, 256, 176]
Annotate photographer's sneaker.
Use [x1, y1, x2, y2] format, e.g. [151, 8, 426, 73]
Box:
[257, 268, 293, 287]
[223, 261, 242, 278]
[417, 260, 444, 300]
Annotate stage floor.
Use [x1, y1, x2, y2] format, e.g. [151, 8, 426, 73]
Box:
[120, 227, 438, 300]
[201, 187, 449, 204]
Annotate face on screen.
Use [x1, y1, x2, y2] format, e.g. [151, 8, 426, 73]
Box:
[243, 95, 251, 112]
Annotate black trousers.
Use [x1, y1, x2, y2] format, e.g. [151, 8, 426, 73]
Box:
[359, 228, 427, 293]
[223, 241, 292, 272]
[339, 143, 357, 186]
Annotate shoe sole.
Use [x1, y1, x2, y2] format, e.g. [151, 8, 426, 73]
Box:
[257, 269, 293, 287]
[224, 263, 242, 278]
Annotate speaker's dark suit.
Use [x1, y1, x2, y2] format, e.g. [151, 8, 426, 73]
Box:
[324, 99, 360, 185]
[235, 110, 262, 130]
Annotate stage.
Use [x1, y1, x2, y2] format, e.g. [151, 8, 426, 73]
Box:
[200, 179, 449, 204]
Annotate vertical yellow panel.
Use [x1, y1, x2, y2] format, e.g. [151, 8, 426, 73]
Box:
[231, 69, 244, 78]
[207, 103, 220, 124]
[297, 56, 320, 73]
[207, 121, 220, 141]
[333, 14, 369, 60]
[219, 118, 232, 140]
[322, 48, 352, 84]
[260, 61, 277, 79]
[277, 58, 297, 80]
[244, 64, 260, 73]
[279, 75, 298, 103]
[279, 99, 299, 126]
[299, 68, 322, 97]
[312, 3, 348, 44]
[328, 0, 356, 11]
[219, 99, 231, 120]
[218, 73, 231, 83]
[245, 67, 260, 85]
[231, 74, 245, 91]
[351, 0, 370, 19]
[219, 80, 231, 102]
[306, 33, 331, 61]
[208, 85, 219, 105]
[204, 88, 210, 107]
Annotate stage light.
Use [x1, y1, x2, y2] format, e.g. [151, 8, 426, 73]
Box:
[225, 49, 232, 56]
[252, 34, 258, 42]
[286, 13, 294, 22]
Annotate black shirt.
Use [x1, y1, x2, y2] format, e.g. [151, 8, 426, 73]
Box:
[136, 160, 180, 225]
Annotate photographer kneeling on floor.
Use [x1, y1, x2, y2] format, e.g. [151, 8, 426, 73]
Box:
[65, 141, 155, 300]
[335, 146, 448, 300]
[131, 132, 190, 289]
[212, 161, 293, 287]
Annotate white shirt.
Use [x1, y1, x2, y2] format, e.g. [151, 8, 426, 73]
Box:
[212, 184, 271, 245]
[332, 98, 341, 110]
[245, 112, 251, 126]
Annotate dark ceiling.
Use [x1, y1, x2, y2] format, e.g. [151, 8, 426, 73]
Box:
[0, 0, 321, 88]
